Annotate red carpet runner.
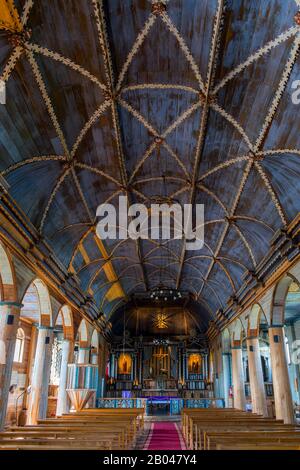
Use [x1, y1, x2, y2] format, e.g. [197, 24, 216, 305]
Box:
[145, 422, 186, 450]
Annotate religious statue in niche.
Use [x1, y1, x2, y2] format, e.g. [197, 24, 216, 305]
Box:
[188, 353, 201, 374]
[118, 353, 132, 375]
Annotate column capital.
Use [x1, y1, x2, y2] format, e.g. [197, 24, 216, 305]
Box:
[268, 324, 284, 329]
[37, 325, 54, 330]
[0, 301, 23, 308]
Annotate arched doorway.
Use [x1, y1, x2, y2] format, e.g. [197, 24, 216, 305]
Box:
[221, 328, 232, 407]
[54, 305, 74, 416]
[231, 319, 247, 410]
[283, 280, 300, 410]
[76, 318, 90, 364]
[0, 242, 18, 429]
[91, 329, 99, 365]
[245, 304, 270, 416]
[21, 279, 53, 424]
[269, 273, 300, 423]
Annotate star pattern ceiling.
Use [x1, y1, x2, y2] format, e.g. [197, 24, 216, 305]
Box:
[0, 0, 300, 331]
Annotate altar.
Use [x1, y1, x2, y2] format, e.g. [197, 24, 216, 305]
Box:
[107, 339, 212, 401]
[146, 397, 183, 415]
[96, 397, 225, 414]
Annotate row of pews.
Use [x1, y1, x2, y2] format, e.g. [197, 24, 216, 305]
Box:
[182, 408, 300, 450]
[0, 408, 144, 450]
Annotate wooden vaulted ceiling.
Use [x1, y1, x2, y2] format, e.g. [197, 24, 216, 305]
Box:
[0, 0, 300, 332]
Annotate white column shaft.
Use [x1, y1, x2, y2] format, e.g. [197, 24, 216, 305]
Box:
[56, 339, 71, 416]
[247, 337, 268, 416]
[0, 304, 21, 429]
[232, 348, 246, 410]
[269, 326, 294, 423]
[27, 327, 53, 424]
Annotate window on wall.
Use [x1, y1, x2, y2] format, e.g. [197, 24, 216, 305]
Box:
[14, 328, 25, 363]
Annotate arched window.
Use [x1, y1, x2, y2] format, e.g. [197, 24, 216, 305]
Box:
[14, 328, 25, 363]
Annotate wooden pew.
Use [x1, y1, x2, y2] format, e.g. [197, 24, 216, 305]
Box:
[192, 418, 288, 450]
[181, 408, 249, 443]
[12, 423, 130, 447]
[183, 410, 279, 449]
[0, 437, 114, 450]
[0, 429, 123, 449]
[181, 407, 300, 451]
[59, 408, 144, 434]
[200, 424, 298, 450]
[206, 432, 300, 450]
[216, 443, 300, 450]
[38, 416, 138, 441]
[0, 408, 145, 451]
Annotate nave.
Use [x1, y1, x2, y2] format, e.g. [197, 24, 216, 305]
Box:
[1, 0, 300, 454]
[1, 407, 300, 451]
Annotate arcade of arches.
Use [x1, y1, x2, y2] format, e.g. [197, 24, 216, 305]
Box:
[1, 239, 300, 432]
[0, 0, 300, 451]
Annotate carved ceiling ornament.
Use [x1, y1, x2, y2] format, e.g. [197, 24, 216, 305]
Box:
[152, 310, 169, 329]
[151, 2, 167, 16]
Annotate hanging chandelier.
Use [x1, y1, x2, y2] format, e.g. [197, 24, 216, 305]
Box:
[150, 287, 182, 302]
[153, 338, 169, 346]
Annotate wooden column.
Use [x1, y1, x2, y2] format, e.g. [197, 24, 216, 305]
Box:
[246, 337, 268, 416]
[103, 342, 110, 397]
[201, 354, 205, 380]
[183, 351, 188, 381]
[114, 354, 118, 378]
[231, 347, 246, 410]
[269, 326, 294, 424]
[133, 352, 138, 383]
[0, 301, 22, 430]
[109, 352, 115, 377]
[56, 339, 72, 416]
[222, 353, 231, 407]
[204, 353, 208, 378]
[138, 349, 142, 385]
[98, 344, 107, 398]
[177, 348, 182, 383]
[27, 327, 53, 424]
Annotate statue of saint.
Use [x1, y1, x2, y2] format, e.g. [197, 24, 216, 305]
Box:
[122, 357, 127, 373]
